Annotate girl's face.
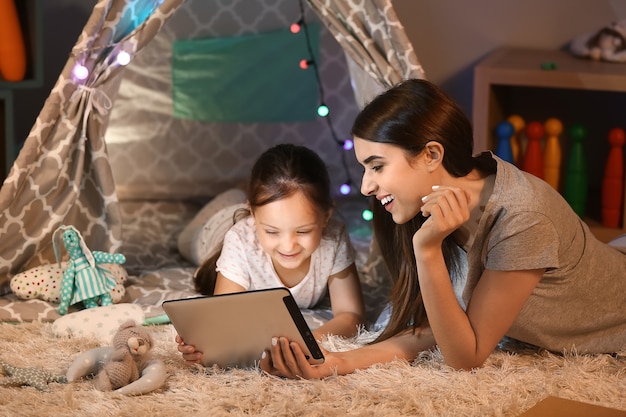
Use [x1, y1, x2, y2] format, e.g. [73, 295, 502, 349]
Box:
[355, 137, 433, 224]
[252, 190, 327, 274]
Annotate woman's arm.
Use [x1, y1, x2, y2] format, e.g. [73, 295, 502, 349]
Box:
[416, 245, 543, 369]
[313, 263, 365, 339]
[260, 326, 437, 379]
[415, 185, 543, 369]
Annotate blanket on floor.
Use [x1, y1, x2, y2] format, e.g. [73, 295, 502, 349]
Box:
[0, 321, 624, 417]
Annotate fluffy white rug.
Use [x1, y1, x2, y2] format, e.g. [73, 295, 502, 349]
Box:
[0, 322, 624, 417]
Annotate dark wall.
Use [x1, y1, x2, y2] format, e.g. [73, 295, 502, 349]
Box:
[12, 1, 95, 146]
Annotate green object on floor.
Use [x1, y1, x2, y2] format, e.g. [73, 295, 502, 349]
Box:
[144, 314, 170, 325]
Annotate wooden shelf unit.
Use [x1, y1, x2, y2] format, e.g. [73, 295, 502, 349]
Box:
[0, 0, 43, 177]
[472, 47, 626, 243]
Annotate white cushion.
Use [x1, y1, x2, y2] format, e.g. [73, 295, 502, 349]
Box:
[177, 188, 246, 264]
[52, 303, 145, 344]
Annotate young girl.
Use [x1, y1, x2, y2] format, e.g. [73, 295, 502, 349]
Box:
[260, 79, 626, 379]
[176, 144, 365, 365]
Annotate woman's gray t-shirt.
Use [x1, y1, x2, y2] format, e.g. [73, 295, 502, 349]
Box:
[463, 153, 626, 354]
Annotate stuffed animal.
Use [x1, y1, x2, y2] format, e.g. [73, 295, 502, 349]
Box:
[52, 225, 126, 315]
[570, 19, 626, 63]
[9, 261, 127, 304]
[0, 360, 67, 391]
[66, 319, 166, 395]
[92, 320, 154, 391]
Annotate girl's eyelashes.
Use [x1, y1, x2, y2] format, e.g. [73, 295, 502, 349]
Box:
[263, 229, 313, 235]
[371, 165, 383, 172]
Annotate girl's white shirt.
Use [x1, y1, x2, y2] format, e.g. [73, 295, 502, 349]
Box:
[216, 216, 356, 309]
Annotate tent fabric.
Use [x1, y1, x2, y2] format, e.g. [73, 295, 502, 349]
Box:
[0, 0, 421, 291]
[306, 0, 425, 106]
[104, 1, 363, 202]
[0, 0, 185, 291]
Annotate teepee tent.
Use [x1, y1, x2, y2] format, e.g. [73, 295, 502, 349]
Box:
[0, 0, 423, 291]
[307, 0, 423, 106]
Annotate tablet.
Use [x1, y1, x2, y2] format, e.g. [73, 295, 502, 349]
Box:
[162, 287, 325, 368]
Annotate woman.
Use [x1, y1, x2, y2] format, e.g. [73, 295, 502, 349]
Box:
[260, 78, 626, 378]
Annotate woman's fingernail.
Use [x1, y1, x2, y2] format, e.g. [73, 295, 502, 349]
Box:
[432, 185, 439, 190]
[261, 351, 267, 359]
[272, 337, 277, 346]
[421, 195, 428, 202]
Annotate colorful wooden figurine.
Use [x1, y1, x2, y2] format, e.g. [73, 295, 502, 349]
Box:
[494, 120, 515, 164]
[0, 0, 27, 81]
[522, 121, 544, 179]
[507, 114, 526, 165]
[543, 117, 563, 191]
[564, 124, 588, 218]
[601, 127, 625, 228]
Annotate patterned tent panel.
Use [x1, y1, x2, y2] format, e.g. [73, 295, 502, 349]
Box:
[306, 0, 425, 90]
[0, 0, 185, 292]
[0, 0, 422, 294]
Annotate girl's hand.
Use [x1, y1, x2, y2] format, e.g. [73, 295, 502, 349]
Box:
[175, 334, 204, 366]
[415, 185, 470, 249]
[259, 337, 336, 380]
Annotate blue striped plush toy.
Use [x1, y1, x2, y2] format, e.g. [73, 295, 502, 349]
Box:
[52, 225, 126, 315]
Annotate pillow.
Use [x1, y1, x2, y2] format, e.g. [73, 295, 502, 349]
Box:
[178, 188, 247, 264]
[189, 202, 249, 266]
[52, 303, 145, 344]
[10, 262, 128, 303]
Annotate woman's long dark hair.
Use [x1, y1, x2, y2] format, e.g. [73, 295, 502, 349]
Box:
[352, 79, 492, 342]
[194, 143, 334, 295]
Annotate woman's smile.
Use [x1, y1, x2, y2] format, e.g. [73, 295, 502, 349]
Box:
[381, 195, 395, 212]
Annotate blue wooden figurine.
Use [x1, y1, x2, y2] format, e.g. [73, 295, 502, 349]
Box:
[494, 121, 515, 164]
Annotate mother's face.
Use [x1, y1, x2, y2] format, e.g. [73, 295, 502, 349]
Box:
[354, 137, 433, 225]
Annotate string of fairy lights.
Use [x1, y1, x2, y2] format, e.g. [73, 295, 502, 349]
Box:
[70, 0, 162, 83]
[291, 0, 358, 198]
[70, 0, 367, 217]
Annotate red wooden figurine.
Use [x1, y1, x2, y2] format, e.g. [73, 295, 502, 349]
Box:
[601, 127, 625, 228]
[522, 121, 544, 179]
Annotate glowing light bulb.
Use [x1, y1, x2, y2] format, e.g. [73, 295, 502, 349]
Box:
[290, 22, 301, 34]
[73, 64, 89, 80]
[343, 139, 354, 150]
[116, 51, 131, 66]
[362, 209, 373, 221]
[317, 104, 329, 117]
[340, 184, 351, 195]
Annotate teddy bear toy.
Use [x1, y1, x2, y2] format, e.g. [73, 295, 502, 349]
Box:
[569, 19, 626, 63]
[92, 319, 155, 391]
[52, 225, 126, 315]
[65, 319, 167, 395]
